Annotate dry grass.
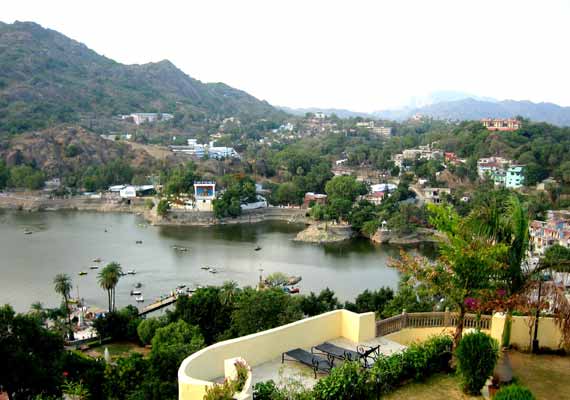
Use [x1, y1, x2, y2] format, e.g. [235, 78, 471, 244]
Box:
[384, 351, 570, 400]
[383, 374, 483, 400]
[510, 351, 570, 400]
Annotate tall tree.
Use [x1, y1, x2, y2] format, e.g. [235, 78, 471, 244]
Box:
[97, 262, 123, 312]
[391, 204, 507, 348]
[53, 273, 73, 338]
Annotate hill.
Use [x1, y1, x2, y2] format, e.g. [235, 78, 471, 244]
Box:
[0, 21, 284, 134]
[373, 98, 570, 126]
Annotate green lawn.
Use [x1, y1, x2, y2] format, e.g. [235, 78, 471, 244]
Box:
[384, 351, 570, 400]
[86, 341, 149, 360]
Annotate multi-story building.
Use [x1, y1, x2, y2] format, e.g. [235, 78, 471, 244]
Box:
[480, 118, 521, 131]
[476, 157, 525, 188]
[422, 187, 451, 204]
[372, 126, 392, 136]
[506, 166, 525, 188]
[122, 112, 174, 125]
[530, 210, 570, 255]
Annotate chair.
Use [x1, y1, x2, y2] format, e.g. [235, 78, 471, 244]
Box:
[312, 342, 380, 368]
[282, 348, 333, 378]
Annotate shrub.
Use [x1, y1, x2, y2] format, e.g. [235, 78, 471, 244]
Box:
[313, 361, 371, 400]
[203, 379, 234, 400]
[156, 199, 170, 216]
[253, 380, 284, 400]
[369, 335, 452, 395]
[144, 198, 154, 210]
[494, 384, 536, 400]
[455, 331, 499, 395]
[234, 360, 249, 392]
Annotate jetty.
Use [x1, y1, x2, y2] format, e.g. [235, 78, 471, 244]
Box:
[139, 293, 188, 316]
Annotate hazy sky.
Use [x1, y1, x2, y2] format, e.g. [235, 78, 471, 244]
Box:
[3, 0, 570, 111]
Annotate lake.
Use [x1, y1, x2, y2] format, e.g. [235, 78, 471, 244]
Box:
[0, 210, 434, 312]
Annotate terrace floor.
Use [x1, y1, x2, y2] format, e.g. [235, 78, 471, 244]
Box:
[251, 336, 407, 388]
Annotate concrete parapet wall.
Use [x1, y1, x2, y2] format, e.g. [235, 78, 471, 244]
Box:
[178, 310, 375, 400]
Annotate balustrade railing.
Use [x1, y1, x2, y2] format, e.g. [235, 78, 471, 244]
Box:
[376, 310, 492, 337]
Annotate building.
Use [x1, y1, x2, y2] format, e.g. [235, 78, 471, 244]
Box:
[170, 139, 239, 160]
[372, 126, 392, 136]
[194, 181, 216, 212]
[530, 210, 570, 255]
[476, 157, 525, 188]
[423, 187, 451, 204]
[122, 113, 174, 125]
[505, 165, 525, 188]
[303, 192, 327, 208]
[480, 118, 521, 131]
[241, 195, 268, 210]
[356, 121, 375, 129]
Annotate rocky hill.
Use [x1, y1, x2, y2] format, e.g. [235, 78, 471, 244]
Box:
[0, 21, 284, 134]
[0, 125, 158, 177]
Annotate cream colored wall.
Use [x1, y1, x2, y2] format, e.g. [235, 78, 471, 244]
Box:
[508, 315, 563, 351]
[385, 327, 490, 346]
[178, 310, 376, 400]
[386, 313, 564, 352]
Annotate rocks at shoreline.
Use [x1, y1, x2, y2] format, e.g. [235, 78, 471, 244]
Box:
[371, 227, 440, 245]
[294, 222, 354, 244]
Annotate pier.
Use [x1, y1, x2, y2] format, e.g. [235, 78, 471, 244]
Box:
[139, 293, 187, 316]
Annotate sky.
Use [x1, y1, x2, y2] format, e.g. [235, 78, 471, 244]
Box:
[2, 0, 570, 112]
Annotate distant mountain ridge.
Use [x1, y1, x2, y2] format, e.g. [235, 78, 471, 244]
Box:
[0, 21, 284, 134]
[373, 98, 570, 126]
[278, 106, 372, 119]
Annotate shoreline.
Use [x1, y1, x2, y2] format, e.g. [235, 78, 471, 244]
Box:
[0, 193, 308, 226]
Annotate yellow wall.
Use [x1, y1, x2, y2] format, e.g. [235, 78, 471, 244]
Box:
[387, 314, 564, 352]
[178, 310, 375, 400]
[386, 327, 491, 346]
[504, 315, 563, 352]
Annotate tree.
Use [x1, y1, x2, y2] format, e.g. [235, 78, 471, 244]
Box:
[8, 165, 45, 190]
[300, 288, 341, 316]
[93, 306, 141, 341]
[230, 288, 303, 336]
[325, 175, 366, 203]
[53, 273, 73, 338]
[156, 199, 170, 217]
[0, 160, 9, 190]
[168, 288, 232, 344]
[97, 262, 123, 312]
[0, 305, 64, 399]
[149, 320, 204, 396]
[220, 281, 239, 306]
[137, 316, 168, 346]
[391, 204, 507, 348]
[466, 194, 530, 346]
[103, 353, 150, 399]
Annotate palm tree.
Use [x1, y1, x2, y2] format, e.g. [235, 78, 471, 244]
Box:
[467, 193, 530, 346]
[98, 262, 123, 312]
[53, 273, 73, 337]
[220, 281, 239, 305]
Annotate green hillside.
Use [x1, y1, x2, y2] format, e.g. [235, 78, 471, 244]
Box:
[0, 21, 284, 134]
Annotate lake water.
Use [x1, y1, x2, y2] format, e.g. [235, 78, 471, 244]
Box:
[0, 210, 434, 312]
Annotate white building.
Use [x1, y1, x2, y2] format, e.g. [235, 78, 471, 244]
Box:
[122, 113, 174, 125]
[194, 182, 216, 212]
[423, 187, 451, 204]
[372, 126, 392, 136]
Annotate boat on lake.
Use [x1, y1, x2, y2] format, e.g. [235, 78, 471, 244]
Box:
[135, 240, 143, 244]
[172, 245, 189, 252]
[78, 271, 88, 276]
[135, 282, 142, 288]
[254, 245, 262, 251]
[177, 284, 186, 289]
[127, 270, 136, 275]
[287, 276, 302, 285]
[135, 295, 144, 302]
[284, 286, 300, 294]
[93, 258, 102, 263]
[24, 229, 33, 235]
[208, 268, 218, 274]
[89, 265, 99, 270]
[200, 266, 210, 270]
[130, 290, 142, 296]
